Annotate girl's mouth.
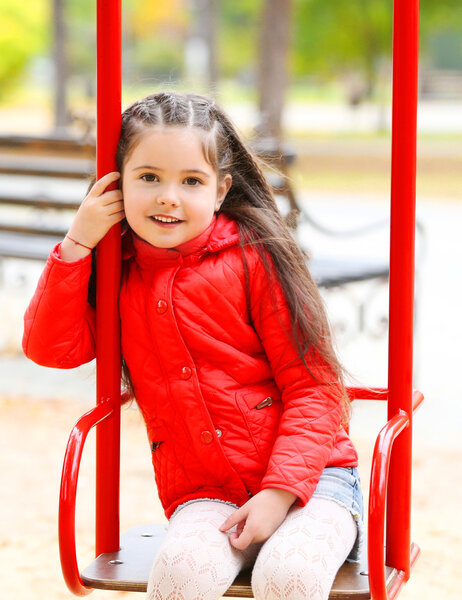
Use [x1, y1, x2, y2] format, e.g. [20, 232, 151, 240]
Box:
[150, 215, 184, 228]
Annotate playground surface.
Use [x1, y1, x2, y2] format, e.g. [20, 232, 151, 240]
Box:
[0, 392, 460, 600]
[1, 191, 461, 599]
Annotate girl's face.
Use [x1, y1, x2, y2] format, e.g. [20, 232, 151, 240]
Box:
[122, 126, 232, 248]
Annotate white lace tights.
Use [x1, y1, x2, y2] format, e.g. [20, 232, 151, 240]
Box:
[146, 497, 357, 600]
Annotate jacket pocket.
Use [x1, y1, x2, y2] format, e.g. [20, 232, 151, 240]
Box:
[235, 383, 282, 459]
[147, 420, 168, 455]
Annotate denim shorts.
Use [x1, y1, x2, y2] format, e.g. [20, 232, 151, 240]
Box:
[312, 466, 365, 563]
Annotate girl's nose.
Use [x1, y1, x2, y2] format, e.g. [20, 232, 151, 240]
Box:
[156, 186, 179, 207]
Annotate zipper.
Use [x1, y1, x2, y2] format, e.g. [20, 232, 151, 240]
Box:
[255, 397, 273, 410]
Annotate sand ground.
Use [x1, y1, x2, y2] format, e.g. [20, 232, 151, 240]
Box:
[1, 391, 461, 600]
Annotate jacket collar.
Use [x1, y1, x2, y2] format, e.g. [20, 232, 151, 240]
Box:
[122, 212, 240, 267]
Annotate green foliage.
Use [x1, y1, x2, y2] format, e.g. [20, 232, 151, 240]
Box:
[419, 0, 462, 67]
[290, 0, 462, 96]
[219, 0, 262, 79]
[67, 0, 96, 83]
[3, 0, 462, 106]
[123, 0, 186, 84]
[129, 36, 185, 82]
[0, 0, 48, 100]
[292, 0, 392, 80]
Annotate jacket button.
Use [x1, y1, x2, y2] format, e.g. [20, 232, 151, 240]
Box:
[215, 428, 223, 438]
[180, 366, 192, 380]
[156, 300, 168, 314]
[200, 430, 214, 444]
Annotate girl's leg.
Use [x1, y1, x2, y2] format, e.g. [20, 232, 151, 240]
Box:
[251, 497, 357, 600]
[146, 500, 259, 600]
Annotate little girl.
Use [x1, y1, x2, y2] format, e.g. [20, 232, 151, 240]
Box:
[23, 91, 364, 600]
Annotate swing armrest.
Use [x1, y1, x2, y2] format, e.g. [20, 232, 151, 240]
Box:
[59, 400, 114, 597]
[367, 390, 423, 600]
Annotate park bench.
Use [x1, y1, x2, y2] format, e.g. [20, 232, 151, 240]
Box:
[0, 133, 88, 261]
[0, 186, 81, 261]
[0, 132, 389, 290]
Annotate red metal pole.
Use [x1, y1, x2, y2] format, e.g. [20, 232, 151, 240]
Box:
[387, 0, 419, 575]
[95, 0, 122, 556]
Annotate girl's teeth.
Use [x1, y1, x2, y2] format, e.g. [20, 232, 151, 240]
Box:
[154, 216, 180, 223]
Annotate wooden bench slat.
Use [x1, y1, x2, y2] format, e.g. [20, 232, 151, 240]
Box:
[0, 133, 95, 157]
[0, 231, 61, 260]
[0, 223, 69, 237]
[81, 524, 404, 599]
[0, 191, 81, 210]
[0, 154, 94, 179]
[309, 256, 389, 288]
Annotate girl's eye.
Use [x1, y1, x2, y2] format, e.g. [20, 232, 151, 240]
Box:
[184, 177, 201, 186]
[141, 173, 158, 182]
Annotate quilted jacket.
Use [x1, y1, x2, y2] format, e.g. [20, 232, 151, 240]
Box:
[23, 212, 358, 518]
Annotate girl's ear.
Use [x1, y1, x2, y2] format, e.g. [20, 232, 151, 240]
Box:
[215, 173, 233, 211]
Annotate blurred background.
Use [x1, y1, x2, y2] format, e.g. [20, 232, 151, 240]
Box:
[1, 1, 461, 599]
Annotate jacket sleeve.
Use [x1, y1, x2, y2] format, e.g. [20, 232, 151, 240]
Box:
[22, 243, 96, 368]
[247, 248, 344, 506]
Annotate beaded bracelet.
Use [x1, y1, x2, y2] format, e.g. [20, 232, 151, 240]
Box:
[66, 234, 93, 251]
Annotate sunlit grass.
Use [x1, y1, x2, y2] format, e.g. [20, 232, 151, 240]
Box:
[290, 152, 462, 200]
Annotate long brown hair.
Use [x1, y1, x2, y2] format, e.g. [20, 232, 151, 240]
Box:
[95, 91, 350, 423]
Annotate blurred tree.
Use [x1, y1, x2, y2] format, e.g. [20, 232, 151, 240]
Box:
[203, 0, 218, 91]
[292, 0, 391, 104]
[0, 0, 48, 101]
[126, 0, 187, 82]
[129, 0, 188, 37]
[185, 0, 218, 93]
[292, 0, 462, 104]
[419, 1, 462, 70]
[255, 0, 293, 143]
[67, 0, 96, 96]
[220, 0, 261, 80]
[54, 0, 69, 131]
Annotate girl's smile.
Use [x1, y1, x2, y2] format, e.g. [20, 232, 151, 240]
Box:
[122, 127, 232, 248]
[150, 214, 184, 226]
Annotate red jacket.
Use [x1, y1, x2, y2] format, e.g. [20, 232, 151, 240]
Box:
[23, 213, 358, 518]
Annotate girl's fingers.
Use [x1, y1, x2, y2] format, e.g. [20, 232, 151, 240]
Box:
[99, 189, 123, 205]
[113, 210, 125, 223]
[106, 201, 125, 216]
[220, 510, 243, 532]
[230, 525, 253, 550]
[108, 209, 125, 222]
[90, 171, 121, 196]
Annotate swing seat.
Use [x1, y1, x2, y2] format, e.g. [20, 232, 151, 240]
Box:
[80, 523, 417, 599]
[59, 388, 423, 600]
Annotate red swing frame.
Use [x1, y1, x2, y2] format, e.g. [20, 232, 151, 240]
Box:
[58, 1, 423, 598]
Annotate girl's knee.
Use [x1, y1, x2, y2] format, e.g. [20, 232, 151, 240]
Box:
[252, 560, 306, 600]
[148, 547, 224, 600]
[251, 554, 334, 600]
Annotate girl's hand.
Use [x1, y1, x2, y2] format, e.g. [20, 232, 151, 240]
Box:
[61, 171, 124, 261]
[219, 488, 297, 551]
